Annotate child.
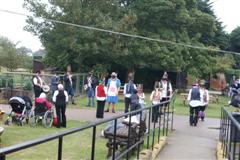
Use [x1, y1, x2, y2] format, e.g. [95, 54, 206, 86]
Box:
[95, 80, 107, 118]
[199, 80, 209, 121]
[137, 85, 146, 121]
[150, 86, 161, 123]
[53, 84, 68, 128]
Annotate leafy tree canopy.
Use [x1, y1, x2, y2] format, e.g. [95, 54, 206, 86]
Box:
[23, 0, 232, 77]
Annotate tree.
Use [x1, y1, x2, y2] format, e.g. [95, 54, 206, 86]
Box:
[23, 0, 230, 77]
[0, 36, 20, 71]
[16, 46, 33, 71]
[229, 27, 240, 68]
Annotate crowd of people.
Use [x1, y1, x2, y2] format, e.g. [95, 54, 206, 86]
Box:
[31, 69, 220, 130]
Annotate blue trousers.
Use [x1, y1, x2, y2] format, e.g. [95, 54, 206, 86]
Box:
[87, 88, 95, 107]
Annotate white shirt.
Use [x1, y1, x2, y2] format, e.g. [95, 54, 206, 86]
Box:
[52, 90, 69, 103]
[187, 87, 203, 107]
[160, 81, 172, 98]
[123, 83, 137, 98]
[150, 90, 161, 105]
[138, 92, 145, 104]
[201, 88, 209, 106]
[107, 80, 118, 96]
[33, 76, 43, 87]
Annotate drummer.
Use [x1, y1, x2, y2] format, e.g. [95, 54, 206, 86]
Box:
[32, 70, 44, 98]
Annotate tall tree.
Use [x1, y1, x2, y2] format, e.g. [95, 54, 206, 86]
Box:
[0, 37, 20, 71]
[23, 0, 229, 77]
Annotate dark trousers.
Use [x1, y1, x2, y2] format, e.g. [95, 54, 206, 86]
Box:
[124, 97, 131, 113]
[56, 104, 66, 127]
[34, 86, 42, 98]
[199, 105, 206, 112]
[152, 105, 160, 122]
[96, 100, 105, 118]
[160, 97, 169, 115]
[124, 97, 131, 117]
[189, 106, 200, 126]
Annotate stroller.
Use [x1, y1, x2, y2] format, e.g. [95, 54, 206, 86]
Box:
[5, 96, 32, 126]
[29, 98, 54, 128]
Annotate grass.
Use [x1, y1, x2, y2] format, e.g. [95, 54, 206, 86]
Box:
[0, 92, 231, 159]
[1, 120, 109, 160]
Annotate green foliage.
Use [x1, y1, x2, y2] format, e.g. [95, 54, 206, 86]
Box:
[0, 37, 19, 71]
[0, 37, 33, 71]
[230, 27, 240, 68]
[23, 0, 231, 77]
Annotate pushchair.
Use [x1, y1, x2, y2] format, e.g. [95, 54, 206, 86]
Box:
[5, 96, 32, 126]
[29, 99, 54, 128]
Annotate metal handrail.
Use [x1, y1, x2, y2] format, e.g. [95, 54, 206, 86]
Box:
[219, 107, 240, 160]
[0, 91, 177, 160]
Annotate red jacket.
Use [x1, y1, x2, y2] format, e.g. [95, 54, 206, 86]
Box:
[35, 98, 52, 109]
[96, 85, 106, 97]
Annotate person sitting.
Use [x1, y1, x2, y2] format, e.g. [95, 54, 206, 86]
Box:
[35, 93, 52, 110]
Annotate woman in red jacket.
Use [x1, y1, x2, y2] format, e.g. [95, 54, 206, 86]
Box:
[95, 80, 107, 118]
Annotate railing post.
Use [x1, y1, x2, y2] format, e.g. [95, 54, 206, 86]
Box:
[162, 105, 166, 136]
[157, 108, 162, 143]
[137, 111, 143, 160]
[126, 115, 132, 160]
[91, 126, 96, 160]
[166, 102, 170, 136]
[58, 137, 63, 160]
[112, 119, 117, 160]
[0, 155, 6, 160]
[147, 107, 152, 149]
[152, 105, 158, 150]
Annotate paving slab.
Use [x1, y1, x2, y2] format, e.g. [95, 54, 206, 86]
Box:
[156, 115, 220, 160]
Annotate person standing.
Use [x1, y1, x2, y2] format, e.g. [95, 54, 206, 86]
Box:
[50, 72, 60, 95]
[53, 84, 68, 128]
[150, 86, 161, 123]
[187, 82, 202, 126]
[159, 72, 173, 103]
[105, 72, 121, 113]
[95, 80, 107, 118]
[123, 73, 136, 116]
[64, 71, 76, 105]
[32, 70, 44, 98]
[84, 71, 98, 107]
[199, 80, 209, 121]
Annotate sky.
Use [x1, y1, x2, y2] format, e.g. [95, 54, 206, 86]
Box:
[0, 0, 240, 52]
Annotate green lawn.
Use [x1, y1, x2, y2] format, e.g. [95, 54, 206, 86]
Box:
[1, 121, 109, 160]
[71, 93, 230, 118]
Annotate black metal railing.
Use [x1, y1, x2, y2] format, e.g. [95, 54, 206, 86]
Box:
[220, 107, 240, 160]
[0, 92, 177, 160]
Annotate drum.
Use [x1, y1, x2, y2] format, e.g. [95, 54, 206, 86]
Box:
[42, 85, 50, 93]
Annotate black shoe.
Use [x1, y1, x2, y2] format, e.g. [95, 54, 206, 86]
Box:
[105, 109, 109, 112]
[112, 109, 116, 113]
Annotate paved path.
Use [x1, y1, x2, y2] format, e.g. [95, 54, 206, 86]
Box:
[156, 115, 220, 160]
[0, 104, 124, 122]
